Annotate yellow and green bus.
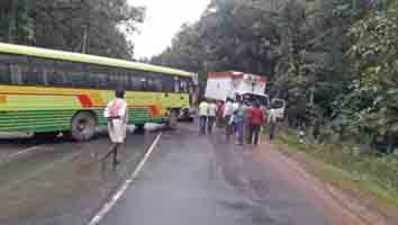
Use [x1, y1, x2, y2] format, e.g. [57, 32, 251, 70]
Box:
[0, 42, 193, 141]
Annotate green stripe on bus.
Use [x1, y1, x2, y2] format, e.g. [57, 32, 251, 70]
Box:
[0, 108, 166, 133]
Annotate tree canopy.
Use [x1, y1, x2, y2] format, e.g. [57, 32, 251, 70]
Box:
[153, 0, 396, 147]
[0, 0, 144, 59]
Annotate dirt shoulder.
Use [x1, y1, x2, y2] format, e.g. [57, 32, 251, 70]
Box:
[255, 138, 398, 225]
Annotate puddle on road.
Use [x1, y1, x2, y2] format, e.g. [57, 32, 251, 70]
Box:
[0, 132, 157, 225]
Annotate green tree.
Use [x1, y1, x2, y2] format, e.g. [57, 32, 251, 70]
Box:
[346, 2, 398, 148]
[0, 0, 144, 59]
[31, 0, 144, 59]
[0, 0, 33, 44]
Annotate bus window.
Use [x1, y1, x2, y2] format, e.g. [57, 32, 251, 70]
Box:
[129, 72, 141, 91]
[161, 75, 174, 92]
[108, 74, 118, 89]
[153, 76, 163, 92]
[47, 65, 65, 86]
[174, 76, 180, 93]
[0, 62, 11, 84]
[31, 58, 55, 86]
[140, 77, 147, 91]
[126, 72, 135, 90]
[88, 65, 110, 89]
[0, 54, 17, 84]
[23, 65, 42, 85]
[180, 79, 189, 93]
[42, 69, 49, 86]
[70, 72, 88, 87]
[147, 77, 154, 91]
[10, 65, 23, 85]
[52, 61, 71, 87]
[95, 73, 108, 88]
[122, 73, 130, 90]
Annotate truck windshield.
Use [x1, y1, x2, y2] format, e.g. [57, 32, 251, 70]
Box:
[242, 94, 269, 107]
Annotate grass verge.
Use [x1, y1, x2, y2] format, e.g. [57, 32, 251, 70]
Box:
[274, 129, 398, 210]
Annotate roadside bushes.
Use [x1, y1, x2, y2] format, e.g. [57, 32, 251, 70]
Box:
[277, 130, 398, 205]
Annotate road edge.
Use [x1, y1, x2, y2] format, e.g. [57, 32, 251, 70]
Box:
[268, 143, 391, 225]
[87, 132, 162, 225]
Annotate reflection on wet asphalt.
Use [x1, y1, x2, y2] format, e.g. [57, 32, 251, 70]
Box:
[100, 125, 330, 225]
[0, 132, 156, 225]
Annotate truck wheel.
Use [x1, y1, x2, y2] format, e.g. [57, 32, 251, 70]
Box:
[71, 111, 96, 141]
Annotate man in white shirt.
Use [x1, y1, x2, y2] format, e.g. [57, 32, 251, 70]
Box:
[223, 98, 234, 139]
[268, 108, 277, 141]
[103, 88, 128, 166]
[198, 99, 209, 135]
[207, 100, 217, 134]
[223, 98, 234, 118]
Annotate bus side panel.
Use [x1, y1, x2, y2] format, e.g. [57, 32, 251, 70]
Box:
[0, 85, 190, 133]
[0, 85, 83, 133]
[160, 93, 190, 110]
[124, 91, 166, 125]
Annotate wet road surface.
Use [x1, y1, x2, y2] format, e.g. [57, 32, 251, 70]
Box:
[0, 132, 156, 225]
[100, 125, 332, 225]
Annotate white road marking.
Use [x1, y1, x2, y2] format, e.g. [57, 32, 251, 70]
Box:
[5, 146, 41, 161]
[87, 132, 162, 225]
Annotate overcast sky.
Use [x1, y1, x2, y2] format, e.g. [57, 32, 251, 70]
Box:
[129, 0, 210, 59]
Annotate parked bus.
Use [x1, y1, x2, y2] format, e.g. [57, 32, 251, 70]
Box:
[0, 42, 193, 141]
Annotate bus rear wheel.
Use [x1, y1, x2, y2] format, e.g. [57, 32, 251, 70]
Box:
[71, 111, 96, 141]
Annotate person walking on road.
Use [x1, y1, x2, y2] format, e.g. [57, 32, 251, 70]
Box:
[223, 98, 234, 139]
[248, 102, 265, 145]
[232, 96, 245, 145]
[243, 100, 252, 144]
[216, 100, 224, 128]
[231, 96, 240, 133]
[103, 87, 128, 166]
[198, 99, 209, 135]
[207, 100, 217, 134]
[268, 107, 277, 142]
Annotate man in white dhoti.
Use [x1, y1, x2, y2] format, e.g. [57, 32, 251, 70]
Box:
[103, 88, 128, 166]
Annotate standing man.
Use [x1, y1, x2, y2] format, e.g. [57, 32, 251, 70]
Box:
[103, 87, 128, 166]
[231, 96, 241, 134]
[198, 99, 209, 135]
[248, 102, 265, 145]
[207, 100, 217, 134]
[233, 96, 245, 145]
[268, 107, 277, 142]
[243, 100, 252, 144]
[223, 98, 234, 139]
[216, 100, 224, 127]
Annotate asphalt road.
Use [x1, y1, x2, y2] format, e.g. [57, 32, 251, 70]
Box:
[100, 125, 332, 225]
[0, 131, 156, 225]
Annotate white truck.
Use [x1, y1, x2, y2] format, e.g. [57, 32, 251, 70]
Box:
[205, 71, 287, 120]
[205, 71, 269, 105]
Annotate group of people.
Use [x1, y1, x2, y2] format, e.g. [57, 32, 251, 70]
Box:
[198, 95, 277, 146]
[198, 99, 218, 135]
[102, 88, 279, 167]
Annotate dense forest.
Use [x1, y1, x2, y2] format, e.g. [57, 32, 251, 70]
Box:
[152, 0, 398, 150]
[0, 0, 144, 59]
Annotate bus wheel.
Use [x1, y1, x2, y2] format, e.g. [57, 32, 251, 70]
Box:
[71, 111, 96, 141]
[135, 124, 145, 134]
[167, 109, 178, 129]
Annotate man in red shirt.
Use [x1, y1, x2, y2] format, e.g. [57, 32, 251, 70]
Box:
[248, 102, 265, 145]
